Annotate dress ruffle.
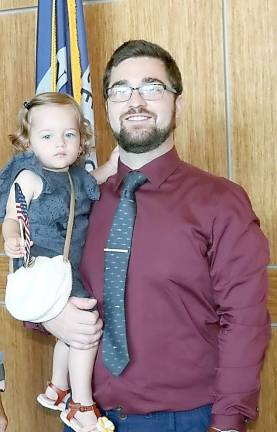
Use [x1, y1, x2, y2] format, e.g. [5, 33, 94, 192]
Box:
[70, 165, 100, 201]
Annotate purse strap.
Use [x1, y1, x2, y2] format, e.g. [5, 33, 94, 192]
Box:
[63, 171, 75, 262]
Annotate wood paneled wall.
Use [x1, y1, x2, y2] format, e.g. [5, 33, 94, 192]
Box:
[0, 1, 276, 431]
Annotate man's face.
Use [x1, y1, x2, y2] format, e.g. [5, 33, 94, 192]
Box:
[106, 57, 182, 153]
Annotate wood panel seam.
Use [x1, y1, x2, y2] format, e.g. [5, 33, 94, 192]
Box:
[222, 0, 233, 181]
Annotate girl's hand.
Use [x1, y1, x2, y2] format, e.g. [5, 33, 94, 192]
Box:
[4, 234, 25, 258]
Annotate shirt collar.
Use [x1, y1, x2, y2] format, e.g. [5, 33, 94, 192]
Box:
[114, 147, 182, 191]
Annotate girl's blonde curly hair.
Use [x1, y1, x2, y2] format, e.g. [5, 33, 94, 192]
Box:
[9, 92, 93, 164]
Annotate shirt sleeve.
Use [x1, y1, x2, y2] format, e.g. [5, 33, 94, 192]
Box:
[207, 183, 271, 432]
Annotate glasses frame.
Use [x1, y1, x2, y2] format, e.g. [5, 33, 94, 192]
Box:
[107, 82, 177, 103]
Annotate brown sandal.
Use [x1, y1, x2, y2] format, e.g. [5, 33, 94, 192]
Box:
[67, 400, 101, 421]
[60, 400, 115, 432]
[37, 381, 71, 411]
[60, 400, 101, 432]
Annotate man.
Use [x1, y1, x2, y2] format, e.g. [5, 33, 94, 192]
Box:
[45, 40, 270, 432]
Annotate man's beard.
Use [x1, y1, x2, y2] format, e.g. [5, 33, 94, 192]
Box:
[111, 108, 176, 154]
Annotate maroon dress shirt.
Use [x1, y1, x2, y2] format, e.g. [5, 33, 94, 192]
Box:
[80, 147, 270, 431]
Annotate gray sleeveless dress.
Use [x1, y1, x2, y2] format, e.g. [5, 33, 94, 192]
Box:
[0, 152, 100, 298]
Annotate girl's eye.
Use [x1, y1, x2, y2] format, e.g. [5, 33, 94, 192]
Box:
[42, 134, 51, 140]
[65, 132, 76, 138]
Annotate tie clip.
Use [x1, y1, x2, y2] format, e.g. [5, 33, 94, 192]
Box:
[104, 248, 129, 253]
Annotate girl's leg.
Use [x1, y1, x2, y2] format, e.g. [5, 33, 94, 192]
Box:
[67, 345, 98, 428]
[38, 340, 70, 409]
[51, 339, 70, 390]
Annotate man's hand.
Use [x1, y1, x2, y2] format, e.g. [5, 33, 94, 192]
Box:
[43, 298, 103, 349]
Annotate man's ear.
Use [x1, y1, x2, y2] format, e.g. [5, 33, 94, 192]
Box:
[105, 101, 111, 124]
[175, 94, 184, 121]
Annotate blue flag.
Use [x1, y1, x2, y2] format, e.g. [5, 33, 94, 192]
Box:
[36, 0, 96, 168]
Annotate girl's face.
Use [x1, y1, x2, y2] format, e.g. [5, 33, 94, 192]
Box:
[28, 104, 81, 170]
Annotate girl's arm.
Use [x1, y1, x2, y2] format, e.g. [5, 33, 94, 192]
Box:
[91, 146, 119, 184]
[2, 169, 42, 258]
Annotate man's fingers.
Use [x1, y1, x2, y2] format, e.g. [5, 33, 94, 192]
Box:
[76, 322, 103, 335]
[71, 329, 103, 349]
[70, 296, 97, 310]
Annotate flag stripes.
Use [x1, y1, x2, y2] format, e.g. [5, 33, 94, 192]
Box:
[14, 183, 31, 267]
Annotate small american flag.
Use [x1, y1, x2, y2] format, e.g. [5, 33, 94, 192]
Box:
[14, 183, 31, 267]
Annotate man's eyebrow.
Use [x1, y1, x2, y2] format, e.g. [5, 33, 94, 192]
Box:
[142, 77, 165, 84]
[109, 77, 166, 88]
[109, 79, 128, 88]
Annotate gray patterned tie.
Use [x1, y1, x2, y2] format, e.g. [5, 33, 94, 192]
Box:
[102, 171, 147, 376]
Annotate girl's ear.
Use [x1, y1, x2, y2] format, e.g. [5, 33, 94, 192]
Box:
[78, 137, 85, 156]
[25, 140, 32, 151]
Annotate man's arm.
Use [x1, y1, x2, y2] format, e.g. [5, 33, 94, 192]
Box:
[91, 146, 119, 184]
[207, 184, 271, 432]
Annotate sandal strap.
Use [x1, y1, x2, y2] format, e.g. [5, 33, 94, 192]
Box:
[67, 400, 101, 421]
[47, 381, 70, 406]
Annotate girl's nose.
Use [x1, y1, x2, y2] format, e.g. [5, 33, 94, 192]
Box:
[56, 136, 65, 147]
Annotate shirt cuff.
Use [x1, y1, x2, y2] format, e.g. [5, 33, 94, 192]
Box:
[24, 321, 49, 334]
[0, 380, 5, 392]
[211, 414, 247, 432]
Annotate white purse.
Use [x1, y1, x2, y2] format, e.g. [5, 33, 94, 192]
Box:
[5, 172, 75, 323]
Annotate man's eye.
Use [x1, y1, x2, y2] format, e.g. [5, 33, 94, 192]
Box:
[143, 84, 163, 93]
[113, 87, 129, 95]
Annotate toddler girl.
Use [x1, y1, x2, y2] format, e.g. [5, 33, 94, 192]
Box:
[0, 92, 117, 432]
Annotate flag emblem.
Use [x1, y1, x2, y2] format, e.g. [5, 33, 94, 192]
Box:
[14, 183, 31, 267]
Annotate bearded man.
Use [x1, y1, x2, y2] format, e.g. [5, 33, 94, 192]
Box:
[46, 40, 270, 432]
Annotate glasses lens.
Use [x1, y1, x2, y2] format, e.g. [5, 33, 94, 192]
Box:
[140, 83, 165, 100]
[108, 86, 131, 102]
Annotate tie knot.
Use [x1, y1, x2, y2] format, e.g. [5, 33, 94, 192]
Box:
[121, 171, 147, 200]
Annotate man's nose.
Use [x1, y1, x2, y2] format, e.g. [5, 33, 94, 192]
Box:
[128, 89, 147, 107]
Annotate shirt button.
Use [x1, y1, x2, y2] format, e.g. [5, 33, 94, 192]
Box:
[115, 406, 122, 411]
[119, 412, 127, 420]
[115, 406, 128, 420]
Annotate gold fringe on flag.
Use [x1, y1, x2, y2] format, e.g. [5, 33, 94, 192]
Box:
[51, 0, 57, 91]
[67, 0, 82, 103]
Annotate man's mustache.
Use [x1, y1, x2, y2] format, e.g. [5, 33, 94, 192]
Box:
[120, 107, 156, 121]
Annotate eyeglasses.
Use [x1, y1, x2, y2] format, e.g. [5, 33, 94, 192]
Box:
[107, 82, 177, 103]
